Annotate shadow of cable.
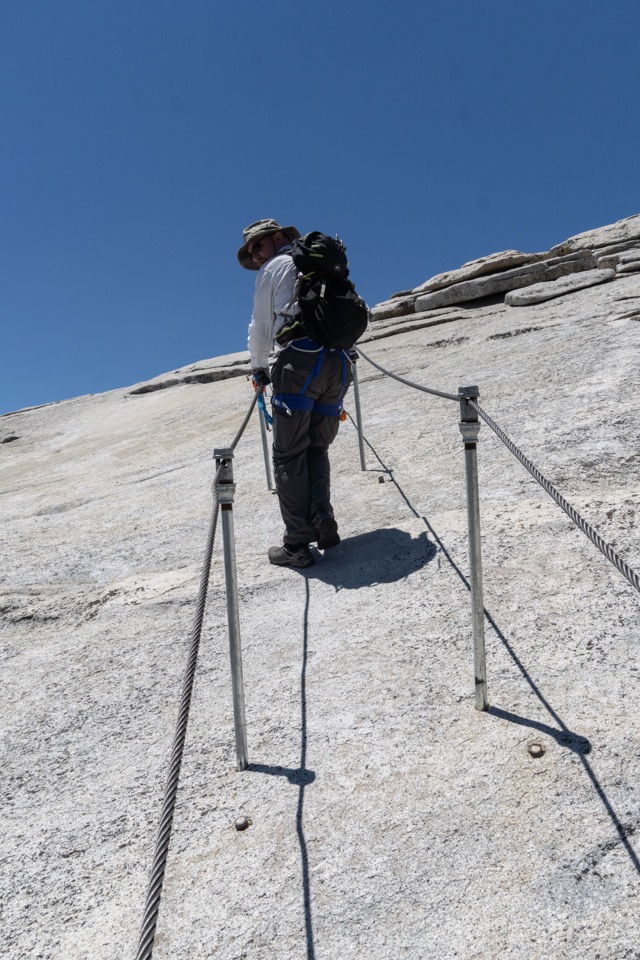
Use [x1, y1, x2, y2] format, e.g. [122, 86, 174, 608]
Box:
[297, 578, 315, 960]
[353, 421, 640, 877]
[246, 579, 316, 959]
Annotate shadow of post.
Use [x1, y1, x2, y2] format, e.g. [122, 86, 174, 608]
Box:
[353, 422, 640, 877]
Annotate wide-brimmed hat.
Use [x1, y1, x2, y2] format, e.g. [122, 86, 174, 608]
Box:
[237, 219, 301, 270]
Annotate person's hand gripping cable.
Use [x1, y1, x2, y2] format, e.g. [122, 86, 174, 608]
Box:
[251, 367, 270, 390]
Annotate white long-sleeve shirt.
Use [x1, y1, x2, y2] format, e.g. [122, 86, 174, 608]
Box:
[247, 247, 298, 369]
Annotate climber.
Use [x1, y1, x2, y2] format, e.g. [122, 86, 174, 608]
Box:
[238, 218, 352, 568]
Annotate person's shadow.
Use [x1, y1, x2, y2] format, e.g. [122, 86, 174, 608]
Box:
[302, 527, 437, 590]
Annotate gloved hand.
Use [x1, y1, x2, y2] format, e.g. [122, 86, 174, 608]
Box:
[251, 368, 270, 390]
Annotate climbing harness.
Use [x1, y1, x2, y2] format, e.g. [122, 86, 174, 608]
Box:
[271, 340, 351, 418]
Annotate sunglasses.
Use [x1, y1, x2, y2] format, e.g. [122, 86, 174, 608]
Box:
[250, 236, 271, 259]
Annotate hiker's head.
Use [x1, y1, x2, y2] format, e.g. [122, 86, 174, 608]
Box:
[248, 232, 284, 268]
[237, 219, 301, 270]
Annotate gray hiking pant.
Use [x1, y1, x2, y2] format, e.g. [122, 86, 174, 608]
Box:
[270, 345, 352, 547]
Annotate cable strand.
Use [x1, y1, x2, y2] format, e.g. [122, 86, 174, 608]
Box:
[136, 391, 256, 959]
[356, 347, 459, 402]
[231, 391, 258, 449]
[135, 488, 220, 960]
[471, 399, 640, 595]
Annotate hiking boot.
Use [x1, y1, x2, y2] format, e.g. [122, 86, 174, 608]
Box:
[268, 544, 315, 568]
[313, 513, 340, 550]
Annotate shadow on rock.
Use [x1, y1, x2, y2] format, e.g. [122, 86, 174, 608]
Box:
[303, 527, 437, 590]
[248, 763, 316, 786]
[489, 706, 592, 755]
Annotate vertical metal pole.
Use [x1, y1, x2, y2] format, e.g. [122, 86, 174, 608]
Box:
[258, 402, 275, 491]
[213, 447, 249, 769]
[458, 387, 488, 711]
[351, 351, 367, 471]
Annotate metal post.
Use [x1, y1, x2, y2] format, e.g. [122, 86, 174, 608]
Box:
[458, 387, 488, 711]
[213, 447, 249, 769]
[351, 351, 366, 471]
[258, 402, 275, 491]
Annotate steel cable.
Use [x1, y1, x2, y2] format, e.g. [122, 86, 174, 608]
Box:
[355, 345, 639, 595]
[356, 346, 459, 402]
[136, 394, 257, 960]
[135, 481, 220, 960]
[471, 400, 640, 595]
[231, 391, 258, 450]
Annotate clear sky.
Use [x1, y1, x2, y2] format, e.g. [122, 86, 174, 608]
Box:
[2, 0, 639, 415]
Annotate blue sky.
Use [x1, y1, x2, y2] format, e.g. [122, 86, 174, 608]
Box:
[2, 0, 639, 415]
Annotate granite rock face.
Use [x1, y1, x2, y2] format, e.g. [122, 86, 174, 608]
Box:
[596, 246, 640, 271]
[549, 212, 640, 255]
[411, 248, 544, 294]
[504, 267, 615, 306]
[413, 253, 595, 312]
[371, 213, 640, 322]
[596, 247, 640, 276]
[2, 220, 640, 960]
[369, 294, 419, 321]
[128, 352, 251, 395]
[617, 260, 640, 274]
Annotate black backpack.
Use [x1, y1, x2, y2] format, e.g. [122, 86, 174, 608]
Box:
[276, 232, 369, 350]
